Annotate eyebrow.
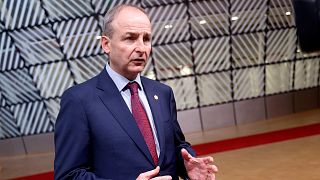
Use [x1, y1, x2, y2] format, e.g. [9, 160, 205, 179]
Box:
[124, 32, 151, 36]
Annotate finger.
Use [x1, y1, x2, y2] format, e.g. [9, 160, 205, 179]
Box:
[207, 165, 218, 173]
[139, 166, 160, 179]
[213, 165, 218, 173]
[181, 148, 193, 161]
[201, 156, 214, 164]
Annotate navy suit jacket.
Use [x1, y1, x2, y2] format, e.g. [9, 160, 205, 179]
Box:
[54, 70, 195, 180]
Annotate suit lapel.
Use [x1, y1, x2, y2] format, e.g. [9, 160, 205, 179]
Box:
[141, 77, 166, 166]
[96, 70, 154, 165]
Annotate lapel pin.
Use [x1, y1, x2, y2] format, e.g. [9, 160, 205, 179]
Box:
[154, 95, 158, 100]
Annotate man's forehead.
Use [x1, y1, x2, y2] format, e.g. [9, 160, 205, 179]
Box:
[115, 7, 150, 23]
[116, 6, 149, 20]
[124, 31, 151, 36]
[113, 15, 151, 29]
[117, 22, 151, 33]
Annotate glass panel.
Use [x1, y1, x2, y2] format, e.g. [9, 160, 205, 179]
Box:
[268, 0, 295, 29]
[294, 59, 320, 89]
[10, 25, 64, 65]
[266, 29, 296, 63]
[266, 62, 293, 94]
[232, 32, 265, 68]
[153, 42, 193, 79]
[146, 3, 189, 45]
[231, 0, 267, 33]
[189, 0, 230, 38]
[233, 67, 264, 100]
[198, 72, 232, 105]
[194, 37, 230, 73]
[29, 62, 74, 98]
[163, 77, 198, 110]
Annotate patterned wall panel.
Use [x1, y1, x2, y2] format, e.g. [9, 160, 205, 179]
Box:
[294, 59, 320, 90]
[193, 37, 230, 73]
[0, 68, 41, 105]
[0, 0, 48, 29]
[0, 107, 20, 139]
[0, 32, 24, 71]
[0, 22, 5, 32]
[10, 25, 64, 65]
[163, 77, 198, 110]
[231, 0, 267, 33]
[266, 29, 296, 63]
[153, 42, 193, 79]
[142, 0, 184, 7]
[197, 72, 232, 106]
[29, 62, 74, 98]
[11, 100, 53, 136]
[53, 17, 102, 59]
[233, 67, 264, 100]
[147, 3, 189, 45]
[232, 32, 265, 68]
[69, 55, 107, 84]
[0, 91, 6, 107]
[142, 58, 156, 80]
[189, 0, 230, 38]
[44, 98, 60, 124]
[266, 62, 294, 94]
[0, 0, 317, 139]
[92, 0, 139, 14]
[96, 15, 105, 32]
[41, 0, 94, 21]
[268, 0, 295, 29]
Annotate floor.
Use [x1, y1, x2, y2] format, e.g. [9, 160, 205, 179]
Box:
[1, 108, 320, 180]
[212, 135, 320, 180]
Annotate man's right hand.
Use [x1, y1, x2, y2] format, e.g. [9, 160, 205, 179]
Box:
[136, 166, 172, 180]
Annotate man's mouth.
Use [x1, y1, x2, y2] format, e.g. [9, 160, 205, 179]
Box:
[132, 58, 145, 62]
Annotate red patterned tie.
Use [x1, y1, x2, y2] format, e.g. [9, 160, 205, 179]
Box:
[127, 82, 158, 165]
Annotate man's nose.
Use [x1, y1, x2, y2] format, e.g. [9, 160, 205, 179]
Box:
[135, 39, 147, 53]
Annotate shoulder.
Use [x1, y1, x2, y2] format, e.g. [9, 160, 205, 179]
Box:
[141, 76, 172, 92]
[141, 76, 175, 101]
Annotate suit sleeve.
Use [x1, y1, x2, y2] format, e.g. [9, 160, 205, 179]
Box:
[168, 88, 196, 179]
[54, 90, 107, 180]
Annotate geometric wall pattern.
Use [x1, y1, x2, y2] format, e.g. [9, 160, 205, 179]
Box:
[1, 0, 320, 139]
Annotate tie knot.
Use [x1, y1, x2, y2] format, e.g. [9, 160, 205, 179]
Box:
[127, 82, 139, 95]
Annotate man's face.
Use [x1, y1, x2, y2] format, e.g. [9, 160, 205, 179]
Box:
[102, 7, 152, 80]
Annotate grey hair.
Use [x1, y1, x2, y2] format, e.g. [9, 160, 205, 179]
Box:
[102, 4, 149, 37]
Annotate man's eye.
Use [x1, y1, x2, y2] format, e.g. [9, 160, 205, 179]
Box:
[125, 37, 135, 40]
[144, 35, 152, 43]
[144, 37, 150, 42]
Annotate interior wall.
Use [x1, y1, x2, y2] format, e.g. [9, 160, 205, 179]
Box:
[1, 0, 320, 156]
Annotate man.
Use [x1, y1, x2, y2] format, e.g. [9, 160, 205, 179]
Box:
[54, 4, 218, 180]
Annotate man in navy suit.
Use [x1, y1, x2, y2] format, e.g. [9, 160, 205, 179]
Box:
[54, 4, 218, 180]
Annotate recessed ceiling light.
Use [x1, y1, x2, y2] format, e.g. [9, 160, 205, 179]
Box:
[164, 24, 173, 29]
[231, 16, 239, 21]
[199, 20, 207, 25]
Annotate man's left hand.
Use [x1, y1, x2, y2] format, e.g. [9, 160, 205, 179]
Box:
[181, 148, 218, 180]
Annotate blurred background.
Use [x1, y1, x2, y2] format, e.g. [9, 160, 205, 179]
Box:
[0, 0, 320, 179]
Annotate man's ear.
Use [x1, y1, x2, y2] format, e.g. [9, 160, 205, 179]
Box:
[101, 35, 110, 54]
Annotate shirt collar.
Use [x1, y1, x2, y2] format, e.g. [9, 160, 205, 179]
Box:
[105, 63, 143, 92]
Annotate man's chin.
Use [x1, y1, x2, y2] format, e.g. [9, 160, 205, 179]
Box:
[130, 65, 145, 73]
[126, 68, 144, 80]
